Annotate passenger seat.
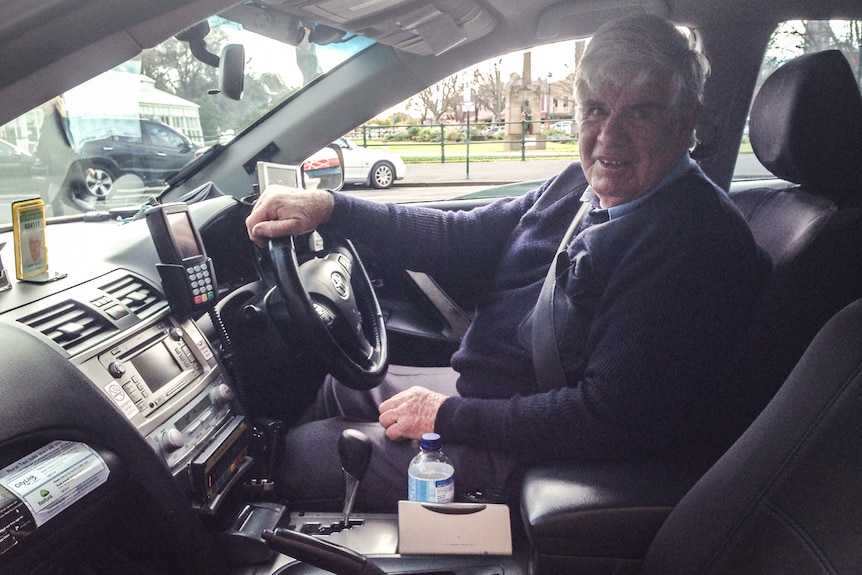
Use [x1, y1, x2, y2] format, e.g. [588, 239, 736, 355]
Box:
[641, 297, 862, 574]
[726, 48, 862, 434]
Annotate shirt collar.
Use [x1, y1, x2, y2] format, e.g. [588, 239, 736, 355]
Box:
[580, 154, 694, 220]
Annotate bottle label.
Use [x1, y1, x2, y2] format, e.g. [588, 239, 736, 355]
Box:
[408, 459, 455, 503]
[408, 473, 454, 503]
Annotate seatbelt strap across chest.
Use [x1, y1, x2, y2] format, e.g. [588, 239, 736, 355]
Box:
[531, 201, 591, 390]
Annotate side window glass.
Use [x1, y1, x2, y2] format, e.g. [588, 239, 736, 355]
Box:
[145, 123, 184, 148]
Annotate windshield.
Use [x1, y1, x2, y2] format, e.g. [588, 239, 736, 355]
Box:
[0, 15, 372, 227]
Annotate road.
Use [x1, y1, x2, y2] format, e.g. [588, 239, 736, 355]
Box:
[341, 184, 490, 203]
[342, 153, 771, 203]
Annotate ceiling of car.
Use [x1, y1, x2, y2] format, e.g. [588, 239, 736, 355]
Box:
[226, 0, 862, 53]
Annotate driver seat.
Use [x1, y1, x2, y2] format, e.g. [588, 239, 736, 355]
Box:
[518, 49, 862, 575]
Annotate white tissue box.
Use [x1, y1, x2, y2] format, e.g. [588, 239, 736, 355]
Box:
[397, 501, 512, 555]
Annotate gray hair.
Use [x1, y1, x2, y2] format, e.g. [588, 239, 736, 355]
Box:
[575, 14, 710, 130]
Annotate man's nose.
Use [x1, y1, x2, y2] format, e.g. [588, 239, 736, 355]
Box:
[597, 111, 628, 143]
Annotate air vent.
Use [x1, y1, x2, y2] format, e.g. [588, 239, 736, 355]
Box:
[100, 274, 166, 319]
[19, 300, 114, 354]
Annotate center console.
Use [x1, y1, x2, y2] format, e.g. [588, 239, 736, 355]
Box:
[76, 313, 250, 512]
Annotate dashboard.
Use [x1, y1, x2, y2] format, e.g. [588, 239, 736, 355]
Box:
[0, 193, 489, 574]
[0, 196, 259, 573]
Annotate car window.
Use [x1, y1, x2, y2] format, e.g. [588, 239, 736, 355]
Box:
[144, 123, 186, 148]
[71, 117, 142, 144]
[0, 141, 14, 158]
[334, 37, 586, 202]
[334, 20, 862, 202]
[0, 15, 374, 225]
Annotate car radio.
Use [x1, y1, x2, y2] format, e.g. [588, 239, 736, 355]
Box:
[98, 320, 207, 418]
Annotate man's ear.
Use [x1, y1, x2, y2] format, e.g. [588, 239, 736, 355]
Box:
[685, 103, 703, 132]
[679, 103, 703, 148]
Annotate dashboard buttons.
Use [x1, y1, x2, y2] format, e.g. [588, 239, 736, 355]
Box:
[209, 383, 234, 407]
[160, 429, 185, 453]
[108, 361, 126, 378]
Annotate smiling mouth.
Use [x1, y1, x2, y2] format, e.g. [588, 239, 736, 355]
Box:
[599, 159, 625, 167]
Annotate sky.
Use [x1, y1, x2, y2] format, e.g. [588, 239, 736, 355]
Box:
[383, 38, 581, 118]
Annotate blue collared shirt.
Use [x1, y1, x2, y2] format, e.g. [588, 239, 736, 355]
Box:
[580, 154, 694, 220]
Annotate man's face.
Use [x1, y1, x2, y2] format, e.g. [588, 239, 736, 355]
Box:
[578, 66, 696, 208]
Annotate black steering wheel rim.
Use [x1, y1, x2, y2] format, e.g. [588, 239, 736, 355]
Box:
[267, 233, 388, 390]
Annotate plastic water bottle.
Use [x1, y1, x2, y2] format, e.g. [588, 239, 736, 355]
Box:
[408, 433, 455, 503]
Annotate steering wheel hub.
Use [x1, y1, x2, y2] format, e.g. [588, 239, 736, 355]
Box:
[265, 233, 388, 390]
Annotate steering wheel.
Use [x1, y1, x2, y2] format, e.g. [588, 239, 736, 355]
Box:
[266, 232, 388, 390]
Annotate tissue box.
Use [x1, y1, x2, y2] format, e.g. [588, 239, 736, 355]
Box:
[397, 501, 512, 555]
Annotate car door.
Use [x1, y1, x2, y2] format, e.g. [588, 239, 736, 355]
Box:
[141, 121, 194, 182]
[0, 140, 33, 195]
[75, 118, 147, 180]
[346, 196, 495, 367]
[335, 137, 367, 184]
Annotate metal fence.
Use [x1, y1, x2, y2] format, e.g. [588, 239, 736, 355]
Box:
[349, 120, 578, 163]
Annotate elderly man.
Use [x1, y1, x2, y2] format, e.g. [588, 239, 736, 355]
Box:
[246, 14, 768, 512]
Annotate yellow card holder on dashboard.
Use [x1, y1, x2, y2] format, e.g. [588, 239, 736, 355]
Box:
[11, 198, 65, 283]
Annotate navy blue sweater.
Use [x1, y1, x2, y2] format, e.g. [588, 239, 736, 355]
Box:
[325, 161, 767, 462]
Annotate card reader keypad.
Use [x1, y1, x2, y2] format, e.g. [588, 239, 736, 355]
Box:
[187, 264, 214, 305]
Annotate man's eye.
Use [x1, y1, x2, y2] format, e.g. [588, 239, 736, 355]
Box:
[584, 106, 606, 117]
[632, 108, 653, 120]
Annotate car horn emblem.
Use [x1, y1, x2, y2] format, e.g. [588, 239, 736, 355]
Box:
[331, 271, 349, 299]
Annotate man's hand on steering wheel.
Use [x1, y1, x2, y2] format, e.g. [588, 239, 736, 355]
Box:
[246, 186, 335, 246]
[246, 186, 388, 390]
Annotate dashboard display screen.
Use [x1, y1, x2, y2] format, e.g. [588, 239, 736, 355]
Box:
[130, 342, 182, 393]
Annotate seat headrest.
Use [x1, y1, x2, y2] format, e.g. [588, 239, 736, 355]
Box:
[750, 50, 862, 203]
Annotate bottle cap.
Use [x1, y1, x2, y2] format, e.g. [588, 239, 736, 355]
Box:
[419, 432, 441, 451]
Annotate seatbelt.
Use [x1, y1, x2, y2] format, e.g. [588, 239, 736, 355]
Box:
[531, 201, 590, 391]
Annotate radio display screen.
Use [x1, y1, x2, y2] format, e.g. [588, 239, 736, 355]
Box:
[130, 342, 183, 393]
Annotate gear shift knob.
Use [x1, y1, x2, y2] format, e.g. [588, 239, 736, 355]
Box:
[339, 428, 372, 526]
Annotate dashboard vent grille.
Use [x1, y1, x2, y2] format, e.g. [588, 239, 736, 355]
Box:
[100, 274, 166, 318]
[19, 300, 114, 353]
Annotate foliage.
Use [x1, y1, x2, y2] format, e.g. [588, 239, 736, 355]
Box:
[444, 127, 464, 142]
[471, 59, 505, 123]
[142, 37, 219, 101]
[406, 75, 465, 124]
[141, 32, 295, 143]
[763, 20, 862, 88]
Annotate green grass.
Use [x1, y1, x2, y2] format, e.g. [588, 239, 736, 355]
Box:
[362, 139, 580, 163]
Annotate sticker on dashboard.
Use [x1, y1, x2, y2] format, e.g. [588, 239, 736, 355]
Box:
[0, 441, 109, 528]
[104, 381, 140, 419]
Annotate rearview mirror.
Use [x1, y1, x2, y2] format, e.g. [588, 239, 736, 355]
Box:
[219, 44, 245, 101]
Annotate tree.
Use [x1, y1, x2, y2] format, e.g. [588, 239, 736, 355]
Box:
[142, 34, 296, 144]
[472, 59, 505, 122]
[763, 19, 862, 88]
[142, 37, 221, 100]
[406, 75, 464, 123]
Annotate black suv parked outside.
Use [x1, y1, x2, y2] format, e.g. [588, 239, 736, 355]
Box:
[70, 117, 198, 203]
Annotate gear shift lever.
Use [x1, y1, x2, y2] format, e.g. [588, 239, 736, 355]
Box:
[339, 428, 372, 527]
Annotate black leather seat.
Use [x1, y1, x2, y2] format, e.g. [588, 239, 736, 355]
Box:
[637, 50, 862, 575]
[727, 49, 862, 432]
[641, 297, 862, 574]
[519, 50, 862, 575]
